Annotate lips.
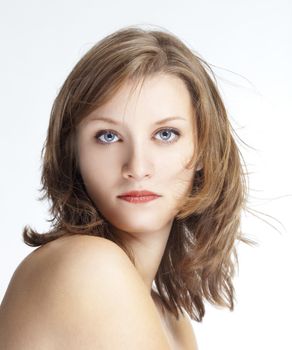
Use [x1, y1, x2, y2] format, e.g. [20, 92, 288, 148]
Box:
[118, 190, 160, 197]
[120, 196, 160, 203]
[117, 190, 161, 204]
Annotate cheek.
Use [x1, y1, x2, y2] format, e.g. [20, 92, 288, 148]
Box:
[161, 138, 195, 172]
[79, 143, 118, 177]
[78, 148, 114, 199]
[161, 147, 195, 198]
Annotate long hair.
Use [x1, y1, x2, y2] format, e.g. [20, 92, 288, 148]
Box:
[23, 25, 253, 322]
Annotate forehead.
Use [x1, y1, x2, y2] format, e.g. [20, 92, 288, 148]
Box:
[103, 74, 192, 111]
[80, 73, 196, 128]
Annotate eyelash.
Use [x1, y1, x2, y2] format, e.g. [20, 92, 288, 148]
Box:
[94, 128, 181, 145]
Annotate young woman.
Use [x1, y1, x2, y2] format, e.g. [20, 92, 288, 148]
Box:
[0, 25, 251, 349]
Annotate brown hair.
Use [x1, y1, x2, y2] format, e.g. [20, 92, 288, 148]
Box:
[23, 24, 254, 322]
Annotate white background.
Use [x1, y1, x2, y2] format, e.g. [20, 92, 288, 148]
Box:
[0, 0, 291, 349]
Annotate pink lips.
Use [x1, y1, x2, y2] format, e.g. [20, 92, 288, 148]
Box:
[117, 190, 161, 204]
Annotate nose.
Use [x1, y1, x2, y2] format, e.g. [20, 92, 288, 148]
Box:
[121, 144, 153, 180]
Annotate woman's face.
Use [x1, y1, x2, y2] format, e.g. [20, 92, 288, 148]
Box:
[76, 73, 197, 234]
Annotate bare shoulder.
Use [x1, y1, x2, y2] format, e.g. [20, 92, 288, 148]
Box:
[0, 234, 171, 349]
[12, 234, 133, 288]
[1, 234, 127, 302]
[27, 233, 126, 264]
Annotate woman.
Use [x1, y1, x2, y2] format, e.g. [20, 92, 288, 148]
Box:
[0, 25, 251, 349]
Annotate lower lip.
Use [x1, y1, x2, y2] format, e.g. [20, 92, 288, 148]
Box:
[118, 195, 160, 203]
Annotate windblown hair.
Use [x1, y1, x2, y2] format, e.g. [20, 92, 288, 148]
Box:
[23, 25, 253, 322]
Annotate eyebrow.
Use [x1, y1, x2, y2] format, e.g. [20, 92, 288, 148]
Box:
[88, 116, 187, 125]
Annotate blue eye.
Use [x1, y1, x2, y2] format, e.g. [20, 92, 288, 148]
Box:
[95, 130, 120, 144]
[94, 128, 180, 145]
[155, 128, 180, 143]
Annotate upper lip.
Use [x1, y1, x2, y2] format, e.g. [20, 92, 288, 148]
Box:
[118, 190, 161, 197]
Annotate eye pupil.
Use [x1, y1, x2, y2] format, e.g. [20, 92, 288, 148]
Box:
[106, 132, 114, 141]
[161, 130, 170, 139]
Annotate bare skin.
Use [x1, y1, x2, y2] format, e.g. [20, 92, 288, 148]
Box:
[0, 234, 198, 349]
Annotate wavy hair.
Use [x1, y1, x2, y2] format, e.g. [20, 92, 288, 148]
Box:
[23, 25, 253, 322]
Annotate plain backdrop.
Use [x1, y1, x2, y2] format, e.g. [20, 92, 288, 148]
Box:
[0, 0, 291, 349]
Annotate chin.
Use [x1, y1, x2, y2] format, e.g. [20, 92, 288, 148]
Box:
[110, 216, 168, 234]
